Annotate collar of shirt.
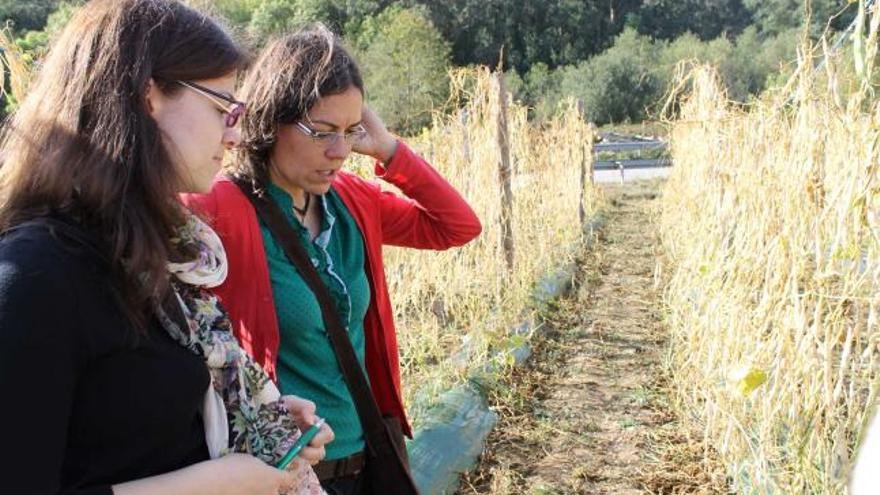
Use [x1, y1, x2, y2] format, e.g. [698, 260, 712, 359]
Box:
[265, 182, 337, 249]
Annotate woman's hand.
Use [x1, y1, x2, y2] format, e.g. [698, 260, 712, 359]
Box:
[351, 106, 398, 163]
[209, 454, 296, 494]
[281, 395, 335, 465]
[112, 453, 294, 495]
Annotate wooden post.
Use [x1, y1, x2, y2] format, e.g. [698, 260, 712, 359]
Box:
[588, 123, 595, 187]
[460, 110, 471, 165]
[578, 100, 588, 234]
[496, 71, 514, 275]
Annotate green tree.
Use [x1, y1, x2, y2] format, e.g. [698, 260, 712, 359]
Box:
[559, 28, 661, 125]
[518, 62, 565, 121]
[338, 0, 395, 24]
[743, 0, 854, 37]
[247, 0, 343, 40]
[186, 0, 262, 27]
[0, 0, 59, 33]
[406, 0, 642, 73]
[198, 0, 395, 40]
[14, 0, 80, 57]
[631, 0, 753, 40]
[354, 6, 450, 134]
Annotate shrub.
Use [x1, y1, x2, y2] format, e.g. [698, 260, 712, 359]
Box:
[352, 6, 450, 135]
[559, 28, 661, 125]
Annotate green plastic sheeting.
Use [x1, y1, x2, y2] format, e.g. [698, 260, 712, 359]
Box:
[406, 215, 606, 494]
[407, 253, 584, 494]
[408, 385, 498, 494]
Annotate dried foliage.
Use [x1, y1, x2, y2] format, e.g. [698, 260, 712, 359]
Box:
[349, 66, 597, 424]
[659, 6, 880, 492]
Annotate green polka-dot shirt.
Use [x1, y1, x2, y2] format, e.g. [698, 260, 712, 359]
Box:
[261, 182, 371, 460]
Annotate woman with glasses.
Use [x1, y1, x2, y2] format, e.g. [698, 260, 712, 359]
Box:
[182, 25, 481, 494]
[0, 1, 330, 494]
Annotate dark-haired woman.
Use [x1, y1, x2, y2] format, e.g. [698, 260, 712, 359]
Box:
[182, 25, 481, 494]
[0, 1, 329, 494]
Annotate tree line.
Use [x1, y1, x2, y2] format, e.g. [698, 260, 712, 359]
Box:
[1, 0, 860, 132]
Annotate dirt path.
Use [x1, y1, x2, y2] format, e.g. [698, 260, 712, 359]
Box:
[457, 182, 727, 495]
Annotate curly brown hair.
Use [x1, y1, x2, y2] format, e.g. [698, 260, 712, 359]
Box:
[232, 23, 363, 190]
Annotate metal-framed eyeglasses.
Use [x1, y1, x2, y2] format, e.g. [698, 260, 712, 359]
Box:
[175, 80, 246, 128]
[294, 117, 367, 148]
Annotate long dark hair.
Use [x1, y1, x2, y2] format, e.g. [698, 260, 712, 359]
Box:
[233, 23, 363, 189]
[0, 0, 247, 328]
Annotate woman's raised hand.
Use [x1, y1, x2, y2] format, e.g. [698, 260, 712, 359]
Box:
[351, 106, 398, 163]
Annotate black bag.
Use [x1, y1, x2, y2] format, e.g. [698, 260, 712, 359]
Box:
[235, 180, 418, 494]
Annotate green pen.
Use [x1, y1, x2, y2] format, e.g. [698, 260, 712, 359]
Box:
[276, 418, 326, 470]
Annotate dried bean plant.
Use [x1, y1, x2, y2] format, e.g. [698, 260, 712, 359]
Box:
[350, 66, 597, 425]
[660, 5, 880, 492]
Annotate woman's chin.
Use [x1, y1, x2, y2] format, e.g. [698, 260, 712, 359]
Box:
[307, 183, 334, 196]
[177, 178, 214, 195]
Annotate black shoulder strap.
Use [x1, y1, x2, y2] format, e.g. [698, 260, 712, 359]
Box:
[233, 179, 417, 492]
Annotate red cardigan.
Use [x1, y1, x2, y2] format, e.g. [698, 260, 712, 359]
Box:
[181, 143, 481, 435]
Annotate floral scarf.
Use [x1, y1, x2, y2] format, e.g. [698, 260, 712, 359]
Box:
[157, 214, 324, 494]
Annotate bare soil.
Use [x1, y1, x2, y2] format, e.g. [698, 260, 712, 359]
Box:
[457, 182, 729, 495]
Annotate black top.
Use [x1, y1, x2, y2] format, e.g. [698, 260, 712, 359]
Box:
[0, 219, 210, 495]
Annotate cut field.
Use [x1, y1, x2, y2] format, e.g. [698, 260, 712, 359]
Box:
[457, 181, 727, 495]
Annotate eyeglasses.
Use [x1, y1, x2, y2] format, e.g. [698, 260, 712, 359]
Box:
[175, 80, 246, 128]
[294, 118, 367, 148]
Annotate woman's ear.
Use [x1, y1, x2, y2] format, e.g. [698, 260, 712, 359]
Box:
[144, 77, 157, 115]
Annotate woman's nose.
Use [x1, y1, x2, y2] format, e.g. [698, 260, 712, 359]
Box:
[324, 137, 351, 160]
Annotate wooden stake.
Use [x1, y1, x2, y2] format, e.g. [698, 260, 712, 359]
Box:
[578, 100, 588, 233]
[496, 71, 514, 275]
